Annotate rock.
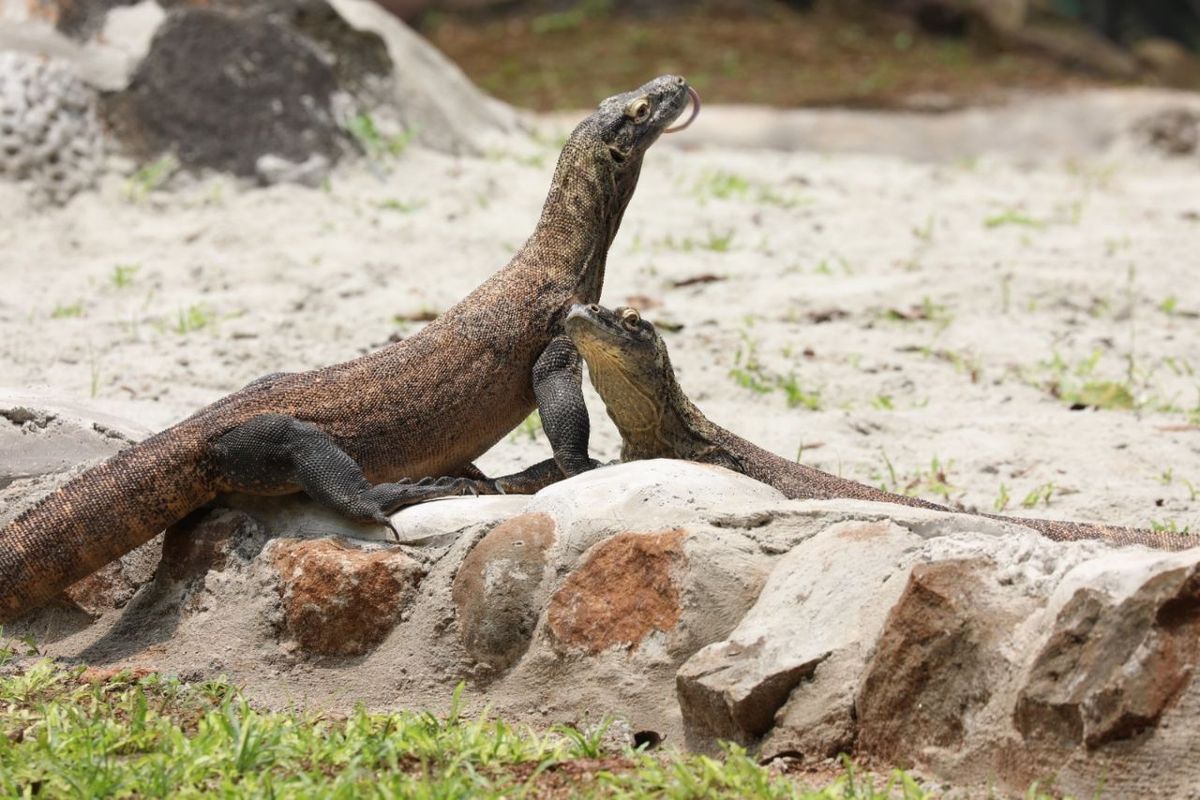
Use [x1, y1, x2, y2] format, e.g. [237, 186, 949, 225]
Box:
[854, 557, 1033, 764]
[1134, 107, 1200, 156]
[3, 0, 520, 178]
[679, 518, 922, 750]
[1133, 37, 1200, 87]
[11, 453, 1200, 797]
[268, 536, 425, 656]
[60, 534, 163, 617]
[0, 392, 149, 519]
[452, 512, 556, 671]
[255, 153, 331, 187]
[0, 51, 103, 204]
[112, 8, 344, 176]
[1014, 556, 1200, 750]
[547, 528, 687, 654]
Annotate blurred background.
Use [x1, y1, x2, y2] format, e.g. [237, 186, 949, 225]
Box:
[411, 0, 1200, 110]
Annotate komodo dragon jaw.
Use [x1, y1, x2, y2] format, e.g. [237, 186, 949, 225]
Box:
[566, 303, 1197, 552]
[0, 77, 697, 624]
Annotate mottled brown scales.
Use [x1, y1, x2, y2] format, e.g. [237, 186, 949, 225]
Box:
[0, 76, 696, 623]
[564, 304, 1195, 551]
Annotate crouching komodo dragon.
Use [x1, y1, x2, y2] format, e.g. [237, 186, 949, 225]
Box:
[0, 76, 701, 623]
[562, 303, 1194, 550]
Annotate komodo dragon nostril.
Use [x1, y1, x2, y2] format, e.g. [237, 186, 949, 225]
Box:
[588, 304, 601, 313]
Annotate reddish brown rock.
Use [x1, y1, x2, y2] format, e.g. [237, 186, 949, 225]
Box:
[855, 557, 1025, 763]
[59, 534, 163, 617]
[452, 512, 556, 671]
[1014, 565, 1200, 749]
[270, 537, 424, 656]
[548, 529, 686, 654]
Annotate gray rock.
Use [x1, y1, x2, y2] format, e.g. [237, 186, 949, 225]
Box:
[0, 52, 103, 203]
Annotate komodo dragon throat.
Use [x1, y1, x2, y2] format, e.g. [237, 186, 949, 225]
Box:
[0, 76, 699, 623]
[564, 303, 1195, 550]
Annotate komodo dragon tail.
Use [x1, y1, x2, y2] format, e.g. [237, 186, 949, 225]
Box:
[0, 431, 214, 622]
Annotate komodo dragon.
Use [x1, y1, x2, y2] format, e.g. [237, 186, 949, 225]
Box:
[561, 302, 1194, 550]
[0, 76, 701, 623]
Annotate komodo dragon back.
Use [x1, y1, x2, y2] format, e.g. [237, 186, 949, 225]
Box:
[565, 303, 1196, 552]
[1, 426, 213, 619]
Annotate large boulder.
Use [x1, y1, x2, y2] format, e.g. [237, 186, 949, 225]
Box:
[0, 0, 521, 190]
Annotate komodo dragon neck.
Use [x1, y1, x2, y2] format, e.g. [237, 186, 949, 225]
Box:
[586, 343, 722, 464]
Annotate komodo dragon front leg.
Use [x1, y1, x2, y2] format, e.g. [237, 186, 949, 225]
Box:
[469, 334, 603, 496]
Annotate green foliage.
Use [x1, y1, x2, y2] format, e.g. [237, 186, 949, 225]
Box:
[173, 304, 217, 335]
[531, 0, 612, 35]
[871, 451, 957, 503]
[994, 483, 1011, 512]
[1021, 482, 1055, 509]
[124, 155, 179, 202]
[510, 411, 542, 442]
[692, 170, 808, 209]
[1063, 381, 1136, 411]
[376, 198, 426, 213]
[1150, 519, 1193, 535]
[111, 264, 141, 289]
[729, 333, 821, 410]
[0, 664, 942, 799]
[983, 209, 1045, 229]
[50, 302, 84, 319]
[657, 229, 736, 253]
[347, 113, 414, 160]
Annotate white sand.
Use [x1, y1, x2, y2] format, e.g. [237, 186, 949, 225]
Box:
[2, 93, 1198, 532]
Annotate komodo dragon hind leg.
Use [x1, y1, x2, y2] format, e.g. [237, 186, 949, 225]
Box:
[212, 414, 492, 541]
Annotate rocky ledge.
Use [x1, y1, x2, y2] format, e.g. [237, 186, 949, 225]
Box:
[4, 402, 1200, 798]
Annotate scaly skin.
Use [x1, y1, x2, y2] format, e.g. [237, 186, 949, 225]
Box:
[564, 303, 1196, 550]
[0, 76, 697, 622]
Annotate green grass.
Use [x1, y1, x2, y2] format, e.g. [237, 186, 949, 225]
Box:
[346, 113, 415, 161]
[50, 302, 85, 319]
[124, 155, 179, 202]
[0, 662, 939, 799]
[111, 264, 140, 290]
[983, 209, 1045, 229]
[510, 411, 542, 442]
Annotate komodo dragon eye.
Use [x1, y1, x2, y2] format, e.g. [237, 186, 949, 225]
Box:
[625, 97, 652, 123]
[620, 307, 641, 327]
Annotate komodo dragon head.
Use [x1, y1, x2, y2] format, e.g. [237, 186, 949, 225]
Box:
[587, 74, 699, 166]
[564, 302, 678, 439]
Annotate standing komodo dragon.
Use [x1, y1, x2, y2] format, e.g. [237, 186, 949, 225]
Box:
[561, 303, 1195, 550]
[0, 76, 700, 623]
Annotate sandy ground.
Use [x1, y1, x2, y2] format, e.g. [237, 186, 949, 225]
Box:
[2, 90, 1199, 534]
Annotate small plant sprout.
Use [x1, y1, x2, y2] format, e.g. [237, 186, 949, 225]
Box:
[1021, 483, 1055, 509]
[51, 302, 84, 319]
[111, 263, 140, 289]
[173, 304, 218, 335]
[984, 208, 1045, 229]
[994, 483, 1011, 512]
[509, 411, 541, 442]
[124, 154, 179, 201]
